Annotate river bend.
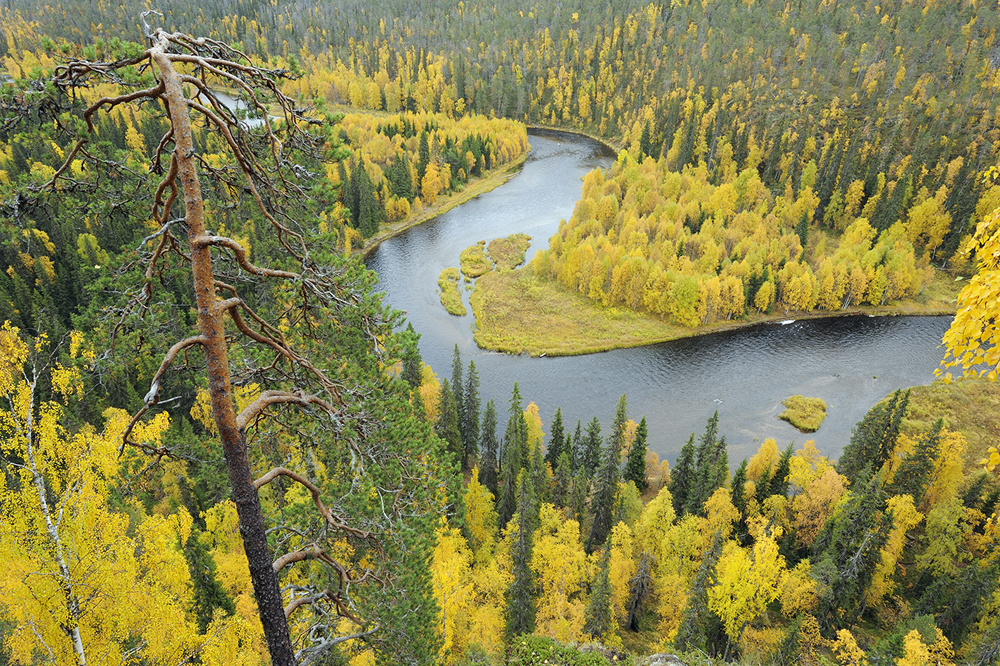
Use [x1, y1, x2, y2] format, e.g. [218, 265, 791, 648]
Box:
[367, 131, 951, 463]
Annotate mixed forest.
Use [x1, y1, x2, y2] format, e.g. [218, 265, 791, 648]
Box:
[2, 0, 1000, 664]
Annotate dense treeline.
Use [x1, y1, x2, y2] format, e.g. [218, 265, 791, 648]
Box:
[529, 150, 934, 325]
[418, 348, 1000, 666]
[2, 1, 1000, 664]
[4, 0, 998, 265]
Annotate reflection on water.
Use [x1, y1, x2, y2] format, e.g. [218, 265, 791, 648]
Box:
[367, 131, 951, 463]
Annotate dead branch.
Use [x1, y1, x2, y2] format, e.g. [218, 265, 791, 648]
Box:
[254, 466, 377, 545]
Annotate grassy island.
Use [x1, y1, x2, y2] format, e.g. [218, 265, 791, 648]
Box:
[487, 233, 532, 270]
[779, 395, 828, 432]
[438, 267, 466, 316]
[460, 241, 493, 277]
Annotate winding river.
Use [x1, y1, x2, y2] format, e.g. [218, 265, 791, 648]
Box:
[367, 130, 952, 464]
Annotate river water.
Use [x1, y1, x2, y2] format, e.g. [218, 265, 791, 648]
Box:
[366, 130, 952, 464]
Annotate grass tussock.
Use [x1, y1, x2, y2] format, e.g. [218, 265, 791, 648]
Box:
[460, 241, 493, 277]
[487, 233, 532, 270]
[438, 267, 467, 316]
[779, 395, 828, 432]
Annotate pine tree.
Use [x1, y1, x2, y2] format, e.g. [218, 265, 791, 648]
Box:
[480, 399, 500, 498]
[584, 546, 614, 640]
[670, 434, 697, 516]
[544, 406, 565, 469]
[504, 472, 538, 642]
[624, 416, 649, 491]
[462, 359, 481, 471]
[581, 417, 603, 478]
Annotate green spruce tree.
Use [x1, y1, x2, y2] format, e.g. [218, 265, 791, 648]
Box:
[544, 406, 565, 469]
[670, 434, 697, 517]
[504, 471, 538, 642]
[624, 416, 649, 491]
[462, 359, 481, 472]
[480, 399, 500, 498]
[584, 546, 614, 640]
[581, 417, 603, 478]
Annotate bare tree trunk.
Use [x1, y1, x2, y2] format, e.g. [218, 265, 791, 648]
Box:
[21, 373, 87, 665]
[150, 38, 296, 665]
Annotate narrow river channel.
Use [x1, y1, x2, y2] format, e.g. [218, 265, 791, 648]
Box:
[366, 130, 952, 464]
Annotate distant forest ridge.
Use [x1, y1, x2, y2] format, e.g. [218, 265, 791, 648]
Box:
[4, 0, 998, 268]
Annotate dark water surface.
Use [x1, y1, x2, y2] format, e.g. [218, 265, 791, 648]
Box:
[367, 131, 951, 463]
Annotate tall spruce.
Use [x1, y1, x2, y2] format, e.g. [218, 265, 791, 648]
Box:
[581, 417, 603, 478]
[767, 442, 795, 498]
[730, 459, 749, 541]
[670, 434, 697, 516]
[685, 412, 729, 516]
[462, 359, 481, 471]
[417, 130, 430, 193]
[812, 470, 891, 634]
[587, 395, 628, 551]
[479, 399, 500, 498]
[400, 322, 423, 389]
[530, 439, 549, 504]
[504, 471, 538, 642]
[674, 532, 728, 658]
[886, 418, 943, 508]
[837, 389, 910, 486]
[544, 406, 566, 469]
[388, 151, 414, 202]
[570, 419, 584, 473]
[626, 552, 654, 632]
[435, 378, 462, 464]
[553, 451, 573, 508]
[498, 383, 528, 527]
[583, 546, 614, 640]
[451, 345, 464, 450]
[624, 416, 649, 491]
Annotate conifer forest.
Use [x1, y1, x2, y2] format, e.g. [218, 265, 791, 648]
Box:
[3, 0, 1000, 664]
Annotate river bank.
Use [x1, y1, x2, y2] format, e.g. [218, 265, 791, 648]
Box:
[360, 151, 530, 259]
[470, 263, 961, 357]
[367, 131, 953, 459]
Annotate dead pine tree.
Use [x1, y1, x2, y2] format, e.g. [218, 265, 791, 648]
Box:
[21, 15, 440, 665]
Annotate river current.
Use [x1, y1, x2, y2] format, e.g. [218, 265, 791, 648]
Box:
[366, 130, 952, 464]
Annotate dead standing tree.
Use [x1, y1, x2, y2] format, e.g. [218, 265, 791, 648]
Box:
[36, 20, 400, 665]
